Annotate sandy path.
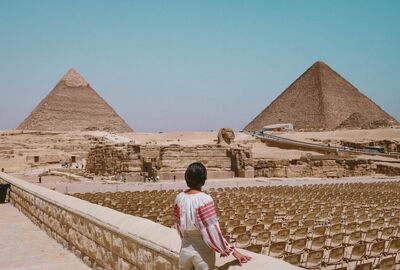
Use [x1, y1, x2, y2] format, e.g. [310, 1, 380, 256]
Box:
[0, 204, 90, 270]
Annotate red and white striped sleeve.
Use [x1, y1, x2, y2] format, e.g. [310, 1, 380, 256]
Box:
[195, 201, 234, 257]
[173, 203, 183, 239]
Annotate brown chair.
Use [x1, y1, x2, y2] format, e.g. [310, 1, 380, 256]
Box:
[311, 225, 327, 239]
[231, 225, 247, 239]
[343, 222, 358, 235]
[292, 227, 308, 241]
[325, 233, 345, 249]
[243, 218, 257, 231]
[363, 228, 379, 243]
[283, 253, 301, 266]
[344, 231, 362, 246]
[226, 219, 241, 233]
[388, 217, 399, 227]
[287, 220, 299, 234]
[328, 223, 342, 236]
[365, 241, 385, 265]
[255, 231, 271, 247]
[307, 235, 326, 251]
[303, 219, 315, 228]
[354, 262, 372, 270]
[301, 250, 324, 269]
[322, 246, 345, 268]
[359, 220, 371, 232]
[287, 238, 307, 254]
[274, 228, 290, 242]
[162, 218, 175, 227]
[384, 238, 400, 256]
[236, 233, 251, 248]
[262, 215, 274, 227]
[372, 218, 385, 229]
[344, 243, 367, 265]
[379, 227, 395, 241]
[250, 223, 265, 237]
[267, 241, 286, 258]
[376, 256, 395, 270]
[244, 244, 263, 254]
[269, 222, 282, 233]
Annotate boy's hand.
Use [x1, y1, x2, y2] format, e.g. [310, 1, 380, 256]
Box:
[233, 249, 252, 266]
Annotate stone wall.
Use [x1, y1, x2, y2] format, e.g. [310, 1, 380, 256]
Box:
[0, 173, 300, 270]
[254, 158, 378, 178]
[86, 143, 254, 181]
[340, 140, 400, 153]
[85, 143, 143, 178]
[376, 164, 400, 176]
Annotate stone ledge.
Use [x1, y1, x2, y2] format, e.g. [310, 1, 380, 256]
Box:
[0, 172, 300, 270]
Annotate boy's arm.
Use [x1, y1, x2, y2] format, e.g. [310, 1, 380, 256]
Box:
[173, 203, 183, 239]
[195, 201, 234, 256]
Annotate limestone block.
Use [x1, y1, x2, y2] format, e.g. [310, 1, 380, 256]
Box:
[116, 257, 135, 270]
[86, 238, 98, 259]
[238, 169, 254, 178]
[71, 245, 82, 259]
[112, 233, 124, 258]
[103, 229, 112, 250]
[137, 247, 154, 270]
[93, 225, 105, 246]
[122, 237, 138, 264]
[83, 256, 93, 268]
[154, 255, 173, 270]
[68, 227, 78, 246]
[95, 245, 107, 265]
[321, 160, 337, 166]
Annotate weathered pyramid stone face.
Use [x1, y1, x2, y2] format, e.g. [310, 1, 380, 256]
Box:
[17, 69, 133, 133]
[245, 61, 398, 131]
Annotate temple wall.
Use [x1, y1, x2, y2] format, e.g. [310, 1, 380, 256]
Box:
[0, 172, 300, 270]
[86, 143, 254, 180]
[254, 158, 378, 178]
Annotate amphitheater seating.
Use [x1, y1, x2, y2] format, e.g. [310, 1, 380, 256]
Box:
[71, 181, 400, 269]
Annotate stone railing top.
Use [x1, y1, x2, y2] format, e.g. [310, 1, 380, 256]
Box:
[0, 172, 300, 270]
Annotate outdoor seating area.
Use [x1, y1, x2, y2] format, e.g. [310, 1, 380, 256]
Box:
[71, 181, 400, 270]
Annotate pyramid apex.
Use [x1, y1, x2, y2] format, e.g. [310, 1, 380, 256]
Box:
[312, 61, 328, 68]
[61, 68, 89, 87]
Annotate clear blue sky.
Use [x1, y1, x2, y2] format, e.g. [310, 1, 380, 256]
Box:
[0, 0, 399, 132]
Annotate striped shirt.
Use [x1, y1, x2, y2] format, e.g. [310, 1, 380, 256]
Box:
[174, 191, 234, 257]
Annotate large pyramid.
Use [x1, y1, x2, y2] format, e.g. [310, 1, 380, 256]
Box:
[244, 61, 398, 131]
[17, 69, 133, 132]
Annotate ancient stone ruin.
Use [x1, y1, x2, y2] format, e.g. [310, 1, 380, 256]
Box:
[254, 157, 378, 178]
[85, 142, 254, 180]
[17, 69, 133, 133]
[244, 61, 398, 131]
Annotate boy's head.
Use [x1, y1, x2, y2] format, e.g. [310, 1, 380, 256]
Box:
[185, 162, 207, 189]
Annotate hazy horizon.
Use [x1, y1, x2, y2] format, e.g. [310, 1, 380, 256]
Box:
[0, 0, 399, 132]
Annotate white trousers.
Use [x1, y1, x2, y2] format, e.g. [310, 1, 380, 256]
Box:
[179, 230, 216, 270]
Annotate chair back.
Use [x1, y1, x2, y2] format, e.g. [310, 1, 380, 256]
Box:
[284, 253, 301, 266]
[268, 241, 286, 257]
[245, 244, 262, 254]
[378, 256, 395, 270]
[354, 262, 372, 270]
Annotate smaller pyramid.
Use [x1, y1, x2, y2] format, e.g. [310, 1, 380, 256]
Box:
[244, 61, 398, 131]
[17, 69, 133, 132]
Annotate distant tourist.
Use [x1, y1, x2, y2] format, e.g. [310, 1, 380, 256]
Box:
[38, 176, 41, 183]
[174, 162, 251, 269]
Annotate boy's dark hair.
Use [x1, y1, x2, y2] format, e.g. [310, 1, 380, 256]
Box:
[185, 162, 207, 189]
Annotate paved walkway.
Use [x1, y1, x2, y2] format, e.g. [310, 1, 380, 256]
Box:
[17, 175, 400, 194]
[0, 203, 90, 270]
